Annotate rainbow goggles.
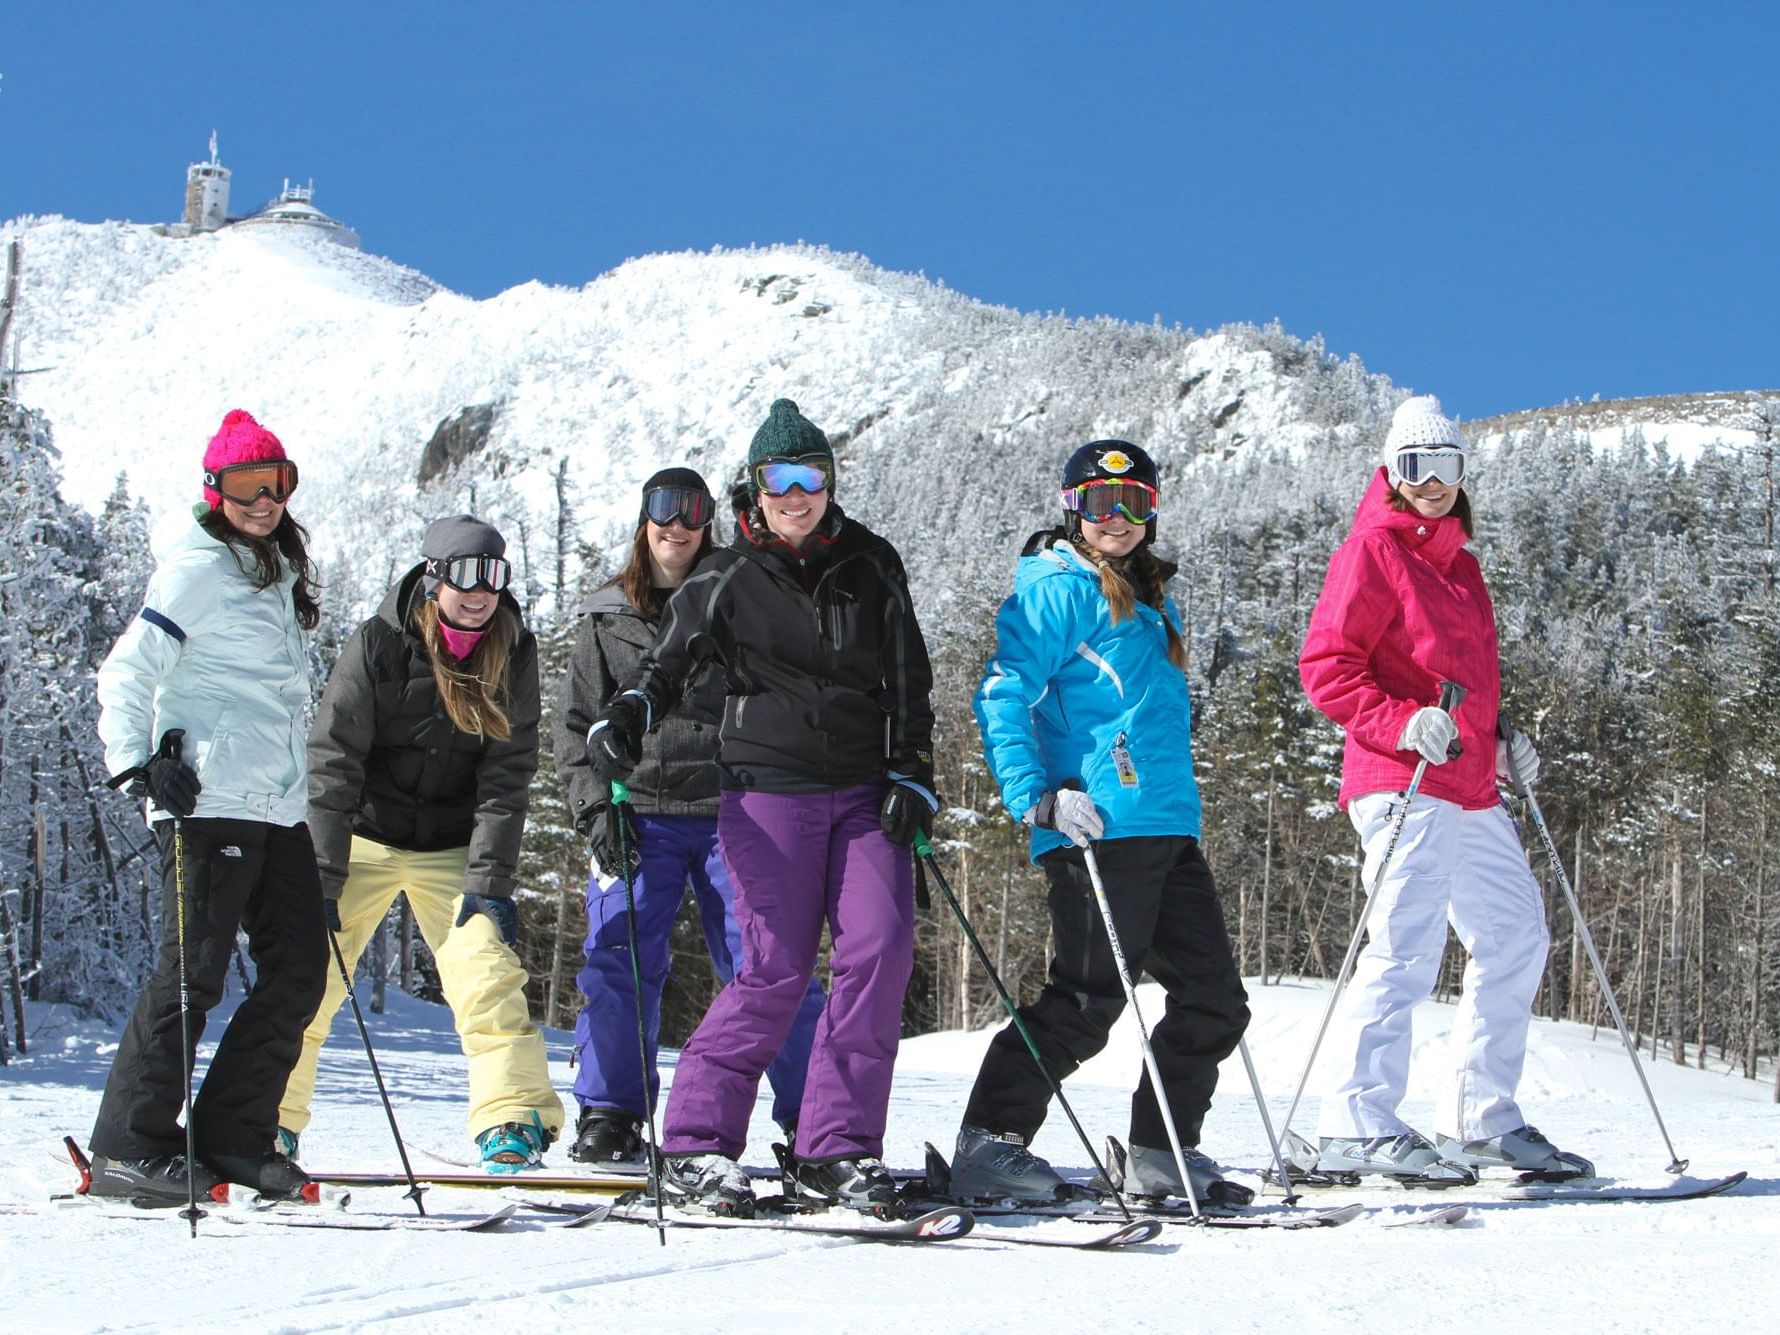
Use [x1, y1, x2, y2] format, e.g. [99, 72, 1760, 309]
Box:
[1062, 479, 1158, 525]
[644, 485, 715, 528]
[1392, 447, 1467, 486]
[753, 455, 833, 497]
[205, 459, 299, 505]
[426, 554, 512, 594]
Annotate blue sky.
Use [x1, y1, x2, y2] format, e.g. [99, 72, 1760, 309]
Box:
[5, 1, 1775, 420]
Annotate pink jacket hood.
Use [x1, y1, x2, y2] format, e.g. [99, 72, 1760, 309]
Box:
[1299, 469, 1501, 809]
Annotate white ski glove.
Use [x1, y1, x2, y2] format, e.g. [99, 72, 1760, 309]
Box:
[1026, 788, 1105, 847]
[1397, 707, 1459, 765]
[1496, 724, 1540, 788]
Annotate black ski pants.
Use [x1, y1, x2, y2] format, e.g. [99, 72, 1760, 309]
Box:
[963, 835, 1250, 1150]
[90, 818, 328, 1161]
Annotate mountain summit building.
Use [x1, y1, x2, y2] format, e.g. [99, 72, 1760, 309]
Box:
[174, 134, 360, 250]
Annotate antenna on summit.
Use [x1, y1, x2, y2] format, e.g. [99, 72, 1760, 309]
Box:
[208, 130, 219, 165]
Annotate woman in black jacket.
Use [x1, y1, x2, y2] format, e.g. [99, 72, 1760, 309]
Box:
[280, 515, 565, 1171]
[554, 469, 824, 1167]
[588, 400, 936, 1215]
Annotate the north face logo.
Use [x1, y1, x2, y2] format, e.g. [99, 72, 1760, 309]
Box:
[219, 846, 243, 859]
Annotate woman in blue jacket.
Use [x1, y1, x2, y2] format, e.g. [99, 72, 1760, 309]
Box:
[953, 440, 1250, 1205]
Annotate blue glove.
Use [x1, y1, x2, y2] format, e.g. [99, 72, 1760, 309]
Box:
[456, 893, 519, 947]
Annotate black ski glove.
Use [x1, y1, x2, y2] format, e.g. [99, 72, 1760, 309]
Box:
[880, 771, 940, 847]
[455, 893, 519, 947]
[322, 897, 342, 933]
[587, 694, 648, 784]
[589, 801, 642, 880]
[144, 752, 202, 818]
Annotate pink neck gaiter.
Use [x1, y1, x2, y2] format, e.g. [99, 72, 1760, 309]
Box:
[438, 621, 487, 661]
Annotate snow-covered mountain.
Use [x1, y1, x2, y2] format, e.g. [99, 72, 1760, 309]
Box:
[2, 215, 1395, 625]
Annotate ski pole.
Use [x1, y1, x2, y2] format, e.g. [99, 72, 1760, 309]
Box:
[1079, 843, 1203, 1220]
[1275, 679, 1467, 1159]
[171, 804, 202, 1237]
[913, 832, 1134, 1222]
[1236, 1037, 1299, 1206]
[611, 780, 667, 1246]
[326, 920, 427, 1214]
[1502, 737, 1688, 1174]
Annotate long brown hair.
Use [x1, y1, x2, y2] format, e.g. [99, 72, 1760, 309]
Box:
[609, 521, 716, 619]
[1071, 535, 1190, 671]
[412, 597, 521, 740]
[199, 507, 323, 630]
[1385, 486, 1475, 537]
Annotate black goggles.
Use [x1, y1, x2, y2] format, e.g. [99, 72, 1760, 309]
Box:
[426, 554, 512, 594]
[643, 485, 715, 529]
[205, 459, 299, 505]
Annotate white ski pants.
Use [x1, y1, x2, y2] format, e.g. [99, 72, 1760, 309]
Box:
[1316, 791, 1548, 1142]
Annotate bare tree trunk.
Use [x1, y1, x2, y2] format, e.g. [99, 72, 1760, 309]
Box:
[27, 755, 44, 1001]
[0, 891, 26, 1056]
[546, 854, 580, 1027]
[1748, 803, 1766, 1078]
[1568, 824, 1585, 1021]
[400, 896, 414, 993]
[1669, 854, 1685, 1064]
[370, 911, 389, 1014]
[1695, 804, 1708, 1069]
[1259, 765, 1274, 985]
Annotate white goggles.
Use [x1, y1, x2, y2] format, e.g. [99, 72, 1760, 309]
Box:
[1392, 447, 1466, 486]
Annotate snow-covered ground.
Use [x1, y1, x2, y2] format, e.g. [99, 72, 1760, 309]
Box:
[3, 978, 1776, 1334]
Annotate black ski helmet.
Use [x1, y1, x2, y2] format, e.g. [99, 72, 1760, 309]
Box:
[1060, 439, 1160, 547]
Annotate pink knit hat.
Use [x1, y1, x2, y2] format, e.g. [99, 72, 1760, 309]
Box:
[202, 409, 287, 509]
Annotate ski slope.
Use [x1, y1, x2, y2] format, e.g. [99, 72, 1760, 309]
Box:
[2, 979, 1775, 1333]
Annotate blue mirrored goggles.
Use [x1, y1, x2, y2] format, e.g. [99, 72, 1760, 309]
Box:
[1062, 479, 1159, 524]
[1392, 447, 1467, 486]
[753, 455, 833, 497]
[644, 485, 714, 528]
[426, 554, 512, 593]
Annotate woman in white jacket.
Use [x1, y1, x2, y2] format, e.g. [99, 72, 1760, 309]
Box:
[86, 410, 328, 1203]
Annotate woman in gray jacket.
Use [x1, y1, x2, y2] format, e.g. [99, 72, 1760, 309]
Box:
[280, 515, 565, 1171]
[555, 469, 824, 1167]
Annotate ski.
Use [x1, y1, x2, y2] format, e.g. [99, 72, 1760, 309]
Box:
[602, 1200, 975, 1243]
[970, 1217, 1165, 1249]
[1502, 1171, 1746, 1204]
[1077, 1201, 1366, 1230]
[45, 1193, 516, 1231]
[310, 1168, 640, 1194]
[1378, 1203, 1470, 1228]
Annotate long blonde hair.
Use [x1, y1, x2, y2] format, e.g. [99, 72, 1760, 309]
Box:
[413, 597, 521, 740]
[1072, 537, 1190, 671]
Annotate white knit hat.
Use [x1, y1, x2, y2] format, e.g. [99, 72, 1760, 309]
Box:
[1382, 395, 1465, 473]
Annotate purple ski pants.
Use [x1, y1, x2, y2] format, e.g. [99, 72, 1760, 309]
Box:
[661, 783, 915, 1163]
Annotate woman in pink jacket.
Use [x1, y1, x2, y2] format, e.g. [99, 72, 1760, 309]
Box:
[1296, 395, 1591, 1184]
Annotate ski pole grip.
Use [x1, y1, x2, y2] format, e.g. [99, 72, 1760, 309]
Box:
[609, 780, 632, 806]
[914, 830, 935, 859]
[157, 728, 187, 762]
[1436, 681, 1466, 760]
[1498, 717, 1531, 797]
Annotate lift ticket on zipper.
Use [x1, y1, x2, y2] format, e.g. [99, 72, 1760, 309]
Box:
[1111, 734, 1139, 787]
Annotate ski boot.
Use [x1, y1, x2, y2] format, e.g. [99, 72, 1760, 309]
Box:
[950, 1125, 1067, 1202]
[1123, 1141, 1255, 1209]
[660, 1152, 755, 1217]
[205, 1149, 314, 1201]
[792, 1156, 900, 1213]
[476, 1109, 551, 1174]
[568, 1107, 646, 1169]
[1436, 1125, 1594, 1181]
[1314, 1131, 1477, 1187]
[86, 1152, 221, 1204]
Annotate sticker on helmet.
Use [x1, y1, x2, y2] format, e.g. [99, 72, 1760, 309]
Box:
[1098, 449, 1134, 475]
